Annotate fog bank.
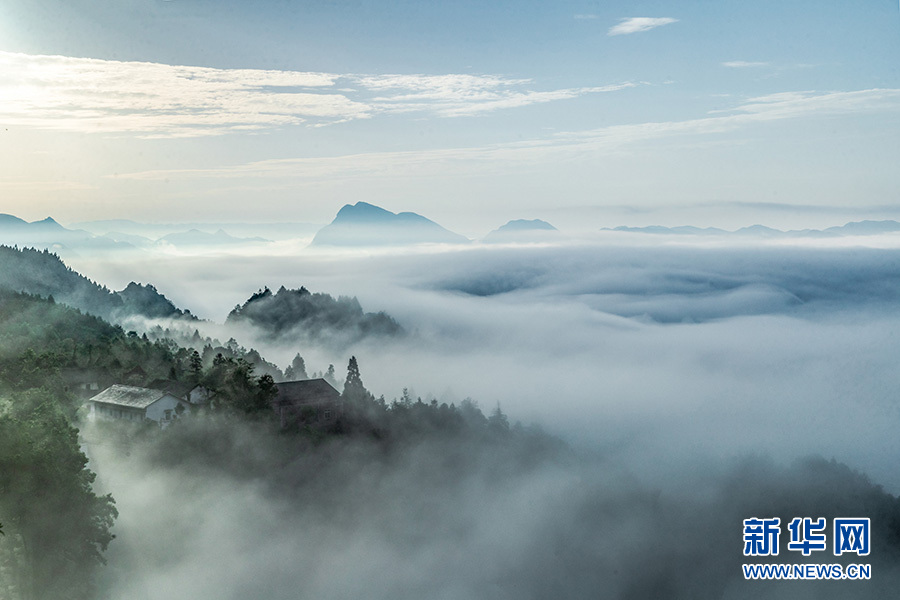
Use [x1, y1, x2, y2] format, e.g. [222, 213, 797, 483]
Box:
[69, 240, 900, 492]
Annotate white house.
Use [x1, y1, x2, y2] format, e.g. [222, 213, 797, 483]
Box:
[86, 384, 190, 427]
[147, 379, 213, 405]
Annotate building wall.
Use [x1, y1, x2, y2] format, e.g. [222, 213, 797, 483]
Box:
[89, 402, 144, 423]
[188, 386, 211, 405]
[145, 394, 189, 425]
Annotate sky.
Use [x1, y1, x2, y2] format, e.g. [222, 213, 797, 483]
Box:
[1, 0, 899, 235]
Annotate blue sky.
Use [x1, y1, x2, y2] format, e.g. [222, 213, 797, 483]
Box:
[1, 0, 898, 234]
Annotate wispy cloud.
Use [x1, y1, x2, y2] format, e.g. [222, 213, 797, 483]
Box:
[358, 75, 636, 117]
[722, 61, 769, 68]
[608, 17, 678, 36]
[112, 88, 900, 181]
[0, 51, 362, 138]
[0, 51, 630, 138]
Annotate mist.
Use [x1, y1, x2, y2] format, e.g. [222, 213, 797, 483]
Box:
[68, 237, 900, 487]
[61, 234, 900, 598]
[85, 415, 900, 600]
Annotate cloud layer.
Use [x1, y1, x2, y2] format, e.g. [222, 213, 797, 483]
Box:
[67, 238, 900, 494]
[109, 87, 900, 182]
[608, 17, 678, 36]
[0, 51, 628, 138]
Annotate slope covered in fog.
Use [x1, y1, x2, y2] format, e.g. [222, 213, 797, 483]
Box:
[3, 237, 900, 599]
[606, 220, 900, 238]
[157, 229, 269, 248]
[226, 285, 403, 347]
[0, 214, 132, 251]
[0, 246, 195, 323]
[90, 415, 900, 600]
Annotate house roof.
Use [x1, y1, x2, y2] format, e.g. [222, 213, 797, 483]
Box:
[274, 379, 340, 407]
[88, 384, 174, 409]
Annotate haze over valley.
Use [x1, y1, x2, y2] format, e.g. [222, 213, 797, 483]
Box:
[2, 1, 900, 597]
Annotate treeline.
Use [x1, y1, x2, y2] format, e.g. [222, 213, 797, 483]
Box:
[0, 290, 546, 600]
[227, 285, 403, 347]
[0, 245, 195, 323]
[0, 293, 122, 600]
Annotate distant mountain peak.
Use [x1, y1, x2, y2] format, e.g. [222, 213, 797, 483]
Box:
[484, 218, 559, 243]
[312, 202, 469, 246]
[497, 219, 557, 232]
[334, 201, 394, 221]
[604, 219, 900, 238]
[0, 214, 28, 226]
[32, 217, 65, 230]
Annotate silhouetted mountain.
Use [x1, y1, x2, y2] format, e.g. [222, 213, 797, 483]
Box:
[824, 220, 900, 235]
[116, 282, 195, 320]
[605, 220, 900, 238]
[609, 225, 729, 235]
[0, 214, 28, 228]
[0, 245, 194, 322]
[484, 219, 559, 243]
[0, 213, 132, 251]
[0, 245, 124, 318]
[311, 202, 469, 246]
[734, 224, 786, 237]
[101, 231, 155, 248]
[227, 285, 403, 346]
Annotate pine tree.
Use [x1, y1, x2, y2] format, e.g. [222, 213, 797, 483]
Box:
[343, 356, 367, 402]
[488, 402, 510, 433]
[324, 364, 337, 386]
[189, 349, 203, 376]
[285, 353, 308, 380]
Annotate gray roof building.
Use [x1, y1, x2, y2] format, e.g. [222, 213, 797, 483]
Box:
[272, 379, 341, 427]
[87, 384, 189, 426]
[90, 384, 171, 409]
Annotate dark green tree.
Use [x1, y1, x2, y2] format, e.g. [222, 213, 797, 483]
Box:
[323, 364, 337, 387]
[189, 349, 203, 376]
[284, 353, 308, 381]
[488, 402, 510, 434]
[202, 358, 276, 417]
[0, 390, 117, 600]
[342, 356, 368, 402]
[255, 373, 279, 412]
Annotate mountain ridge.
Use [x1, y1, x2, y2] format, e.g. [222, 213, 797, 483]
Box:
[484, 219, 559, 243]
[227, 284, 403, 347]
[311, 201, 469, 246]
[605, 220, 900, 237]
[0, 245, 195, 323]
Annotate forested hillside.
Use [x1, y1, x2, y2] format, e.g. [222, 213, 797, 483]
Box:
[2, 249, 900, 600]
[227, 285, 403, 346]
[0, 289, 537, 600]
[0, 246, 195, 323]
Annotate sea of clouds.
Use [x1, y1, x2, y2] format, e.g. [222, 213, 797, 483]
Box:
[70, 235, 900, 598]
